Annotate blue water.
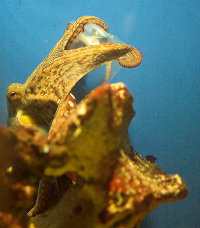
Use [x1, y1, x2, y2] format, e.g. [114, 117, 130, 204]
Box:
[0, 1, 200, 227]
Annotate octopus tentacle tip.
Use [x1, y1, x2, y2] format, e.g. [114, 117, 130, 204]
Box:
[118, 45, 143, 68]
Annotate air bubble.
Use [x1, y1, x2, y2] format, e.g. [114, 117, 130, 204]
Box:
[67, 24, 124, 101]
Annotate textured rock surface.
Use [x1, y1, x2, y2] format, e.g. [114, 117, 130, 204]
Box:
[0, 83, 188, 228]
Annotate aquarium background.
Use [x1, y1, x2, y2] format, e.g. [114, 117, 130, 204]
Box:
[0, 1, 199, 227]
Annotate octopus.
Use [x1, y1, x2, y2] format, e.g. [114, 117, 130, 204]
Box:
[6, 16, 143, 217]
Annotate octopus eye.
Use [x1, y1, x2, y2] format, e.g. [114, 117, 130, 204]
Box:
[10, 92, 16, 97]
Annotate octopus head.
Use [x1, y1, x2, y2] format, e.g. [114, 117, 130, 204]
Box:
[6, 83, 24, 105]
[6, 83, 25, 126]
